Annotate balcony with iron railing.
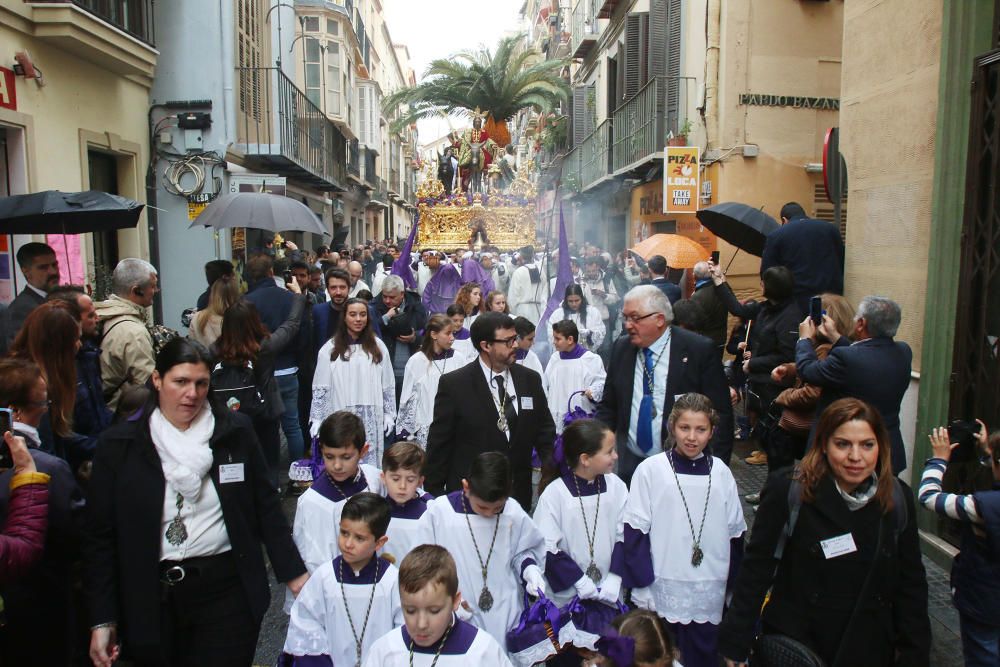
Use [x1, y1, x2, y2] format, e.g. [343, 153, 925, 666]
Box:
[367, 176, 389, 209]
[348, 139, 362, 180]
[362, 149, 377, 187]
[388, 168, 401, 197]
[579, 119, 612, 191]
[612, 76, 674, 175]
[571, 0, 599, 60]
[561, 146, 582, 194]
[236, 67, 347, 191]
[27, 0, 157, 77]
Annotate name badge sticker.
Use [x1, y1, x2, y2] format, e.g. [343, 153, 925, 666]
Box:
[819, 533, 857, 559]
[219, 463, 245, 484]
[521, 396, 534, 410]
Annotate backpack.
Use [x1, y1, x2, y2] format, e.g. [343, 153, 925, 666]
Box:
[774, 474, 909, 559]
[210, 361, 267, 419]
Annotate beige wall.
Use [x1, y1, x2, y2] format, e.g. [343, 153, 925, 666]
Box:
[0, 14, 153, 277]
[839, 0, 943, 370]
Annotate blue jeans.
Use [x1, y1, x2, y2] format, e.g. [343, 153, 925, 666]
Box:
[960, 611, 1000, 667]
[276, 373, 305, 462]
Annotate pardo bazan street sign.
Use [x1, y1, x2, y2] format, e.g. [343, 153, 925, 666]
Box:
[664, 146, 701, 214]
[0, 67, 16, 111]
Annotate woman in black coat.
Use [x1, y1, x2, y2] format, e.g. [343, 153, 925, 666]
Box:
[718, 398, 930, 667]
[85, 338, 307, 667]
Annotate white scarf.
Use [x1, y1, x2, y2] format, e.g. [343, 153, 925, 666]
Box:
[149, 405, 216, 501]
[835, 472, 879, 511]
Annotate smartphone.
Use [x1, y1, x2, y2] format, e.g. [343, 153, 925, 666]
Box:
[0, 408, 13, 469]
[809, 296, 823, 325]
[710, 251, 720, 264]
[283, 269, 293, 284]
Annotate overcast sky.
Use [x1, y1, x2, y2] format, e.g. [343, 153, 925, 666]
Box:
[383, 0, 527, 144]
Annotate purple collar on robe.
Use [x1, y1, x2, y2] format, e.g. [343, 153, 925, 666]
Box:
[433, 349, 456, 361]
[401, 616, 478, 654]
[387, 494, 429, 520]
[332, 555, 392, 584]
[561, 471, 607, 497]
[669, 448, 711, 475]
[446, 490, 482, 515]
[422, 263, 463, 314]
[515, 348, 529, 361]
[311, 468, 370, 502]
[559, 344, 587, 360]
[454, 327, 471, 341]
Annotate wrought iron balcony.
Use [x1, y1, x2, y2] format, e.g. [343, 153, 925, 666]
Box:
[348, 139, 362, 180]
[362, 149, 377, 188]
[388, 168, 401, 197]
[571, 0, 598, 60]
[43, 0, 155, 45]
[579, 119, 612, 191]
[611, 76, 673, 175]
[561, 146, 582, 194]
[367, 176, 389, 209]
[236, 67, 347, 191]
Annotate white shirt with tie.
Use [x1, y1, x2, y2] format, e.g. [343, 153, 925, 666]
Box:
[628, 328, 671, 457]
[479, 358, 518, 440]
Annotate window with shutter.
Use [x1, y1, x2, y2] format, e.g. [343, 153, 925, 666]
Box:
[572, 86, 587, 147]
[623, 13, 649, 101]
[327, 42, 342, 116]
[664, 0, 682, 134]
[236, 0, 266, 121]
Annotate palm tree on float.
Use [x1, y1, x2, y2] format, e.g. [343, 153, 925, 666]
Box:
[382, 34, 570, 147]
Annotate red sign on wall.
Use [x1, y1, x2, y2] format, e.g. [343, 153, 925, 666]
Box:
[0, 67, 16, 111]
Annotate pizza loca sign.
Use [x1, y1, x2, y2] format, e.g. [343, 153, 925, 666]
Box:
[663, 146, 700, 214]
[0, 67, 16, 111]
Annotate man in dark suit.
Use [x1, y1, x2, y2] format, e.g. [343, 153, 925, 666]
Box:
[372, 275, 428, 402]
[595, 285, 734, 483]
[425, 311, 555, 510]
[795, 295, 912, 475]
[311, 267, 350, 358]
[1, 243, 60, 352]
[647, 254, 681, 305]
[689, 261, 728, 356]
[761, 201, 845, 313]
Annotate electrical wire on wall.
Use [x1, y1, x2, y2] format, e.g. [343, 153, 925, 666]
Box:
[152, 115, 226, 200]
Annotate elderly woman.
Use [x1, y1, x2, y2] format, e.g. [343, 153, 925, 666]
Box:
[85, 338, 307, 667]
[718, 398, 930, 667]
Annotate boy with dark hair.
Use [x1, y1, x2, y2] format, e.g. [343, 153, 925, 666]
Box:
[363, 545, 513, 665]
[283, 492, 402, 666]
[380, 442, 433, 564]
[512, 316, 544, 378]
[446, 304, 474, 359]
[544, 320, 606, 433]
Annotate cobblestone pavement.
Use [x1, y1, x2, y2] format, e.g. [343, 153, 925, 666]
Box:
[253, 439, 968, 666]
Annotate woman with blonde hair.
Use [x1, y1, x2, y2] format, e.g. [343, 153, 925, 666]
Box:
[189, 275, 241, 347]
[719, 398, 930, 667]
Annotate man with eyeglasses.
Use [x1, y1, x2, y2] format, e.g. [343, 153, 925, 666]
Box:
[424, 311, 555, 511]
[595, 285, 733, 483]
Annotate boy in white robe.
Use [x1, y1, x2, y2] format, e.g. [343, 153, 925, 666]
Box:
[380, 442, 433, 564]
[512, 316, 546, 389]
[448, 305, 476, 362]
[363, 545, 513, 666]
[283, 493, 403, 666]
[416, 452, 546, 654]
[544, 320, 606, 433]
[292, 412, 384, 590]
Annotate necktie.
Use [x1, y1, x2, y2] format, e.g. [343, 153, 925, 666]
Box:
[636, 348, 655, 453]
[494, 375, 518, 436]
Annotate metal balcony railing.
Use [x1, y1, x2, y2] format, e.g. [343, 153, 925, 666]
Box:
[362, 149, 377, 187]
[612, 76, 664, 174]
[580, 119, 611, 190]
[48, 0, 155, 45]
[562, 146, 582, 193]
[367, 176, 389, 208]
[348, 139, 361, 179]
[571, 0, 598, 59]
[236, 67, 347, 191]
[389, 168, 401, 196]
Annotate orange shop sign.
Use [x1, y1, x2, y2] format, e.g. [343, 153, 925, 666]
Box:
[0, 67, 16, 111]
[664, 146, 700, 214]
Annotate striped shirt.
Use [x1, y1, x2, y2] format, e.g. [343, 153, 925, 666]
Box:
[918, 457, 986, 538]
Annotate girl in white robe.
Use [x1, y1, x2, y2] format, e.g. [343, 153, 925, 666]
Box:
[544, 320, 606, 433]
[397, 314, 470, 448]
[416, 453, 546, 655]
[310, 298, 396, 468]
[623, 393, 746, 667]
[555, 283, 606, 351]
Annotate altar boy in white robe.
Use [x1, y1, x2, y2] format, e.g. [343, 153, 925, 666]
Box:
[416, 452, 546, 654]
[544, 320, 606, 433]
[282, 493, 403, 666]
[363, 545, 513, 666]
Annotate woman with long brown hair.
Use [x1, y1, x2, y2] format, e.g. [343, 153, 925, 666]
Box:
[454, 282, 483, 327]
[189, 274, 241, 347]
[213, 293, 304, 487]
[10, 301, 80, 458]
[309, 298, 395, 467]
[719, 398, 930, 667]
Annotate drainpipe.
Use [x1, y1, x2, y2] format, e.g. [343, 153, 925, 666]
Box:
[704, 0, 721, 150]
[146, 103, 165, 324]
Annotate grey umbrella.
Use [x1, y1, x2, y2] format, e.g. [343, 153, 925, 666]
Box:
[189, 192, 328, 236]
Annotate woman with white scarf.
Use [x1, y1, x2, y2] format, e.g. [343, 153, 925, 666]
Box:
[85, 338, 308, 667]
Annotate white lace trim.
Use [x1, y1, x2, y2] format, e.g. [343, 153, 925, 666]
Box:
[650, 576, 728, 624]
[509, 636, 561, 667]
[309, 386, 331, 435]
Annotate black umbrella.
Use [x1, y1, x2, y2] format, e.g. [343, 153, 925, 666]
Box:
[695, 202, 780, 257]
[0, 190, 144, 234]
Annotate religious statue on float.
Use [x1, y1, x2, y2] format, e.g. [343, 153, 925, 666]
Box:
[457, 108, 499, 195]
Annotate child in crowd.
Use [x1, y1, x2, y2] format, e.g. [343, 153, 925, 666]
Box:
[534, 419, 627, 607]
[398, 315, 469, 448]
[293, 412, 384, 576]
[512, 316, 545, 379]
[544, 320, 606, 433]
[484, 290, 510, 314]
[585, 609, 681, 667]
[363, 545, 514, 666]
[447, 304, 476, 361]
[283, 493, 402, 666]
[623, 393, 746, 667]
[417, 452, 546, 652]
[380, 442, 433, 564]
